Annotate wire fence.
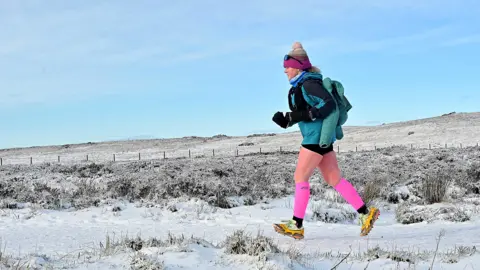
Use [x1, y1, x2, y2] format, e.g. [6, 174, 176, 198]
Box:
[0, 142, 479, 166]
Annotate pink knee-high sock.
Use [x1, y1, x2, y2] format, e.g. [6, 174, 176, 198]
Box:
[334, 178, 365, 210]
[293, 181, 310, 219]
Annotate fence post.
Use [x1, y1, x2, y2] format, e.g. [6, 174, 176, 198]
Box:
[30, 157, 32, 165]
[260, 147, 262, 153]
[189, 149, 191, 158]
[429, 144, 431, 149]
[164, 151, 166, 159]
[212, 149, 215, 157]
[58, 156, 60, 162]
[236, 149, 238, 156]
[139, 153, 141, 160]
[337, 145, 340, 153]
[445, 143, 447, 148]
[113, 154, 115, 162]
[411, 144, 413, 149]
[1, 158, 2, 166]
[356, 146, 357, 152]
[280, 146, 282, 153]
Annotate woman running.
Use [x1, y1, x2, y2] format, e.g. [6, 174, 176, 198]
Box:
[271, 41, 380, 240]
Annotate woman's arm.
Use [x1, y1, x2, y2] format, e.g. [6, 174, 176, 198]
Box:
[302, 79, 336, 120]
[286, 79, 336, 123]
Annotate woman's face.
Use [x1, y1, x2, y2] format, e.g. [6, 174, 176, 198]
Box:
[284, 67, 299, 80]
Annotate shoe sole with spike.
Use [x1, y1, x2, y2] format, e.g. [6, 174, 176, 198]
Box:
[360, 207, 380, 236]
[273, 223, 304, 240]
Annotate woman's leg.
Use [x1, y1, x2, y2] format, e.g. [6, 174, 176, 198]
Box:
[291, 146, 324, 228]
[273, 145, 323, 239]
[317, 150, 368, 214]
[317, 149, 380, 236]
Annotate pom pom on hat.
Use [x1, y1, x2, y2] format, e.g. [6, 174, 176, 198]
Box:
[289, 42, 307, 58]
[284, 41, 312, 70]
[292, 41, 303, 50]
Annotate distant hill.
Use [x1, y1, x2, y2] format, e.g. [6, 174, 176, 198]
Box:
[1, 112, 479, 164]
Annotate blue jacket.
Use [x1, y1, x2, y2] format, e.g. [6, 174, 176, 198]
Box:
[287, 72, 337, 146]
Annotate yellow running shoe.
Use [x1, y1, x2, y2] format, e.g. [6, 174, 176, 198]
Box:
[273, 219, 304, 240]
[358, 206, 380, 236]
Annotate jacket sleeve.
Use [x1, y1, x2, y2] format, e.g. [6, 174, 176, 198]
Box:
[301, 79, 336, 120]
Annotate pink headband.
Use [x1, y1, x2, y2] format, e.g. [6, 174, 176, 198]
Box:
[283, 55, 312, 70]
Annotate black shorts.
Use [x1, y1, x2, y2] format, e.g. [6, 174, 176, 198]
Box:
[301, 144, 334, 156]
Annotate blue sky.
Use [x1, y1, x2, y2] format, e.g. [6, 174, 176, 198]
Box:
[1, 0, 479, 149]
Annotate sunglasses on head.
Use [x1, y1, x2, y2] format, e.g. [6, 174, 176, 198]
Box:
[284, 54, 303, 64]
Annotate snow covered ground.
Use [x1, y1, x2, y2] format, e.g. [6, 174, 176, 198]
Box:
[1, 196, 480, 269]
[0, 112, 480, 269]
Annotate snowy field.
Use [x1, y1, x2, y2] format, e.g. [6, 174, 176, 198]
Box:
[1, 112, 480, 269]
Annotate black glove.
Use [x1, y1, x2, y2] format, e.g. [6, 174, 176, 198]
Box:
[272, 111, 289, 128]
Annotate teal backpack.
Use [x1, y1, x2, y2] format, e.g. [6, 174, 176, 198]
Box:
[315, 77, 352, 148]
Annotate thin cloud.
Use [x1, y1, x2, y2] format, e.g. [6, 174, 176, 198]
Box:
[2, 1, 469, 64]
[0, 0, 477, 106]
[296, 24, 477, 58]
[441, 35, 480, 47]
